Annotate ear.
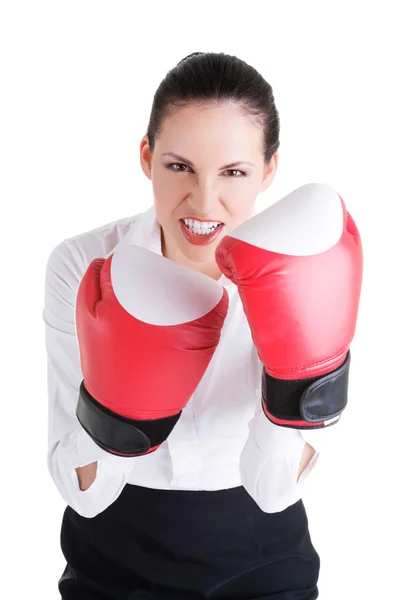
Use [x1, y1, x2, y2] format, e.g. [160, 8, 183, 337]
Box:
[259, 152, 279, 193]
[140, 135, 152, 180]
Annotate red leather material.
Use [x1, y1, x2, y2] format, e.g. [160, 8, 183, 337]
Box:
[76, 254, 229, 422]
[215, 196, 363, 380]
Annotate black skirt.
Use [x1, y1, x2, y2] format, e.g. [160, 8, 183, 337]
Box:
[59, 484, 320, 599]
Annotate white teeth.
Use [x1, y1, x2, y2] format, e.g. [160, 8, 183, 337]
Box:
[183, 219, 221, 235]
[183, 218, 221, 235]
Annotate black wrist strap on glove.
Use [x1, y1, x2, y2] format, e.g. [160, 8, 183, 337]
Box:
[261, 350, 351, 430]
[76, 382, 181, 457]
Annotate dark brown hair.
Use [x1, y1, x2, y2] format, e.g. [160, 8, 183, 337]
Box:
[146, 52, 280, 164]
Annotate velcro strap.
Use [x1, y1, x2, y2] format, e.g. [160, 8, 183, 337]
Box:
[76, 383, 181, 456]
[261, 351, 350, 429]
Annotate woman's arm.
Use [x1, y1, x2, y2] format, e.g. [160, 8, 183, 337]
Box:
[44, 241, 136, 516]
[76, 462, 98, 491]
[239, 390, 345, 513]
[297, 443, 316, 483]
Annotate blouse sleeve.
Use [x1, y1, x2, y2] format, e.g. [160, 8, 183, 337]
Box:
[239, 347, 343, 513]
[43, 240, 137, 518]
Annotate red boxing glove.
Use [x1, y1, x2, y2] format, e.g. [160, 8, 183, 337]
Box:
[75, 244, 228, 456]
[216, 183, 363, 430]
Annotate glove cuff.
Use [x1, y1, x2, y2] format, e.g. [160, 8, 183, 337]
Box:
[76, 382, 181, 456]
[261, 351, 350, 429]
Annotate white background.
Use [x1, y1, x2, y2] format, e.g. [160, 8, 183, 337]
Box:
[1, 1, 399, 598]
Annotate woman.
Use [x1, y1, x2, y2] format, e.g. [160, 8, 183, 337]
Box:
[44, 52, 326, 599]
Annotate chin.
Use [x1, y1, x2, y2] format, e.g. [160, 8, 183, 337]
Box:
[179, 244, 217, 264]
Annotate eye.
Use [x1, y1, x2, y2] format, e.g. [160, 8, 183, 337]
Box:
[225, 169, 246, 178]
[167, 162, 191, 173]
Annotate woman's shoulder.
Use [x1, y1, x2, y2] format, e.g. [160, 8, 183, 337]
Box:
[44, 212, 144, 287]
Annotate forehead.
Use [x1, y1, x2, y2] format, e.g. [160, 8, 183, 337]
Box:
[158, 102, 263, 153]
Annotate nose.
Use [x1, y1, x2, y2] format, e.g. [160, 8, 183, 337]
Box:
[187, 181, 219, 219]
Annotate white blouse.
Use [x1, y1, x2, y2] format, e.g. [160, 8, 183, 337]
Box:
[43, 204, 340, 518]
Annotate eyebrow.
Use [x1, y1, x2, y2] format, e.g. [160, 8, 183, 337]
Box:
[161, 152, 255, 170]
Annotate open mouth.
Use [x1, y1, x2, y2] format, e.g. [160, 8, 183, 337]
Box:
[180, 219, 224, 236]
[179, 219, 225, 245]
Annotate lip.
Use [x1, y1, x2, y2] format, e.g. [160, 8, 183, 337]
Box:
[179, 219, 224, 246]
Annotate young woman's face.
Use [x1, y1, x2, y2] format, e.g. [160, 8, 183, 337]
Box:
[140, 102, 278, 278]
